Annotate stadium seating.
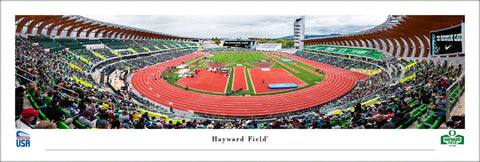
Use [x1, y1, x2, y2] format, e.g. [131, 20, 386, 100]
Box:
[16, 35, 198, 129]
[100, 39, 129, 49]
[77, 39, 101, 45]
[122, 40, 147, 53]
[55, 38, 86, 50]
[305, 45, 385, 60]
[92, 48, 118, 58]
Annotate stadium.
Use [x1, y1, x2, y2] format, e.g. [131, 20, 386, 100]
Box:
[15, 15, 465, 129]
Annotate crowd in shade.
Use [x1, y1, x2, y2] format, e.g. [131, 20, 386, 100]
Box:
[55, 49, 90, 72]
[399, 59, 415, 67]
[348, 60, 380, 70]
[135, 40, 168, 50]
[118, 50, 134, 55]
[335, 58, 380, 70]
[91, 48, 118, 59]
[115, 49, 195, 72]
[294, 51, 381, 70]
[15, 35, 464, 129]
[70, 49, 102, 65]
[122, 40, 148, 53]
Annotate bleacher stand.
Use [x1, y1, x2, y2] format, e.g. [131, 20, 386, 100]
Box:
[256, 43, 282, 51]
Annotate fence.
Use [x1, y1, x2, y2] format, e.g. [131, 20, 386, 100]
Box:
[445, 70, 465, 122]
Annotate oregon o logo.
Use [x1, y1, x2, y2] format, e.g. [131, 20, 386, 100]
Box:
[449, 130, 456, 136]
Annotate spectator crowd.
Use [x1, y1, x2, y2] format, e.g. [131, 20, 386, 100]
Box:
[15, 36, 464, 129]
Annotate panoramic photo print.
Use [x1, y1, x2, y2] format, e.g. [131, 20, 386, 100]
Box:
[15, 15, 465, 130]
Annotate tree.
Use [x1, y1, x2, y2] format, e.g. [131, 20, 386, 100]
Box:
[286, 40, 294, 48]
[213, 39, 220, 45]
[276, 39, 286, 48]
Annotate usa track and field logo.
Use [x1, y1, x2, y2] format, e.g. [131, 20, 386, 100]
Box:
[16, 131, 31, 147]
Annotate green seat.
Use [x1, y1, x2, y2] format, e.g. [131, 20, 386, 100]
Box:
[57, 121, 71, 129]
[416, 123, 428, 129]
[407, 99, 414, 104]
[429, 117, 442, 129]
[449, 87, 459, 98]
[409, 100, 419, 108]
[74, 119, 87, 129]
[411, 108, 420, 115]
[402, 118, 414, 128]
[26, 91, 49, 121]
[258, 124, 264, 129]
[416, 115, 436, 129]
[38, 109, 49, 121]
[413, 110, 423, 119]
[423, 115, 435, 124]
[450, 98, 457, 107]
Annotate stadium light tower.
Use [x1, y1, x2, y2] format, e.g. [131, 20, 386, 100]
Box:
[293, 16, 305, 50]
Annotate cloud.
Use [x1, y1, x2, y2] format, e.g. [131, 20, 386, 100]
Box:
[84, 15, 387, 38]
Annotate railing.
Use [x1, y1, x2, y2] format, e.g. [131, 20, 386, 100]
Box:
[446, 70, 465, 122]
[15, 73, 34, 83]
[15, 66, 36, 76]
[53, 85, 79, 96]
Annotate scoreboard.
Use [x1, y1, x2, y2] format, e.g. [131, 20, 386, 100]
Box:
[223, 40, 257, 49]
[430, 23, 464, 56]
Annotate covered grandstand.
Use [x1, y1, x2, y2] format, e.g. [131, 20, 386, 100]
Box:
[15, 15, 193, 40]
[303, 15, 464, 62]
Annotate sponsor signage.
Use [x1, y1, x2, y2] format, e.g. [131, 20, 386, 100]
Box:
[430, 23, 464, 55]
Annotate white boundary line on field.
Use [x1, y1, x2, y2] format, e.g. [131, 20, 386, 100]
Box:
[224, 68, 232, 94]
[231, 67, 236, 91]
[247, 68, 256, 94]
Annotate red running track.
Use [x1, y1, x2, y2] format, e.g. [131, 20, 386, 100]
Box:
[131, 52, 369, 116]
[232, 67, 248, 91]
[248, 68, 307, 94]
[176, 68, 229, 93]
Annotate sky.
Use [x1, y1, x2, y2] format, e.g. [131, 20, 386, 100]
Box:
[85, 15, 388, 39]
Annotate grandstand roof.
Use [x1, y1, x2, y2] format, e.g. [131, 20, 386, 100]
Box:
[15, 15, 193, 40]
[303, 15, 464, 58]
